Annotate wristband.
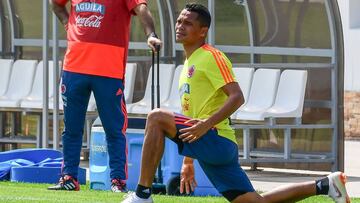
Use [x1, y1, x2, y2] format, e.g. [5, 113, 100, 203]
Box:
[147, 32, 158, 39]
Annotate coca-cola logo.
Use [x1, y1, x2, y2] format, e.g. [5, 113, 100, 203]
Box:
[75, 15, 103, 28]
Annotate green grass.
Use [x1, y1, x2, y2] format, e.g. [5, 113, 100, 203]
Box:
[0, 182, 359, 203]
[0, 182, 226, 203]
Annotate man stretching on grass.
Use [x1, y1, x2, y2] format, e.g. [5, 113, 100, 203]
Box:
[122, 3, 350, 203]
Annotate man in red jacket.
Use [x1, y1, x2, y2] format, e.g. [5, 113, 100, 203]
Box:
[48, 0, 161, 192]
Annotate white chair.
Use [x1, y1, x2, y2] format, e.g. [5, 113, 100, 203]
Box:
[233, 67, 254, 103]
[161, 65, 183, 113]
[124, 63, 137, 104]
[263, 70, 308, 120]
[20, 61, 55, 109]
[0, 59, 14, 97]
[0, 60, 37, 107]
[127, 64, 176, 114]
[235, 69, 280, 121]
[231, 67, 254, 118]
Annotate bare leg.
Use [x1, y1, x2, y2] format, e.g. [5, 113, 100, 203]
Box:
[138, 109, 178, 187]
[261, 181, 316, 203]
[231, 181, 316, 203]
[136, 108, 318, 202]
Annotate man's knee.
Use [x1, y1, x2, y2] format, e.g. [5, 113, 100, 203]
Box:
[147, 108, 169, 125]
[146, 108, 177, 139]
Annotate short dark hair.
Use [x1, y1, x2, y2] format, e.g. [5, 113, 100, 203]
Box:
[184, 3, 211, 28]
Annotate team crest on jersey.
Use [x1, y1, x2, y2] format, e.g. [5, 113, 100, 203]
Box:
[75, 2, 105, 15]
[187, 65, 195, 78]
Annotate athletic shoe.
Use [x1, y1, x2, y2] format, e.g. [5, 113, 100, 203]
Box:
[47, 175, 80, 191]
[327, 172, 351, 203]
[121, 192, 153, 203]
[111, 178, 128, 193]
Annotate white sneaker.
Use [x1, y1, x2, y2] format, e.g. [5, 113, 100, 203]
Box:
[327, 172, 350, 203]
[121, 192, 153, 203]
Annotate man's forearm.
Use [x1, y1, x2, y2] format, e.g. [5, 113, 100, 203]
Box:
[134, 4, 156, 37]
[204, 84, 244, 129]
[51, 2, 69, 26]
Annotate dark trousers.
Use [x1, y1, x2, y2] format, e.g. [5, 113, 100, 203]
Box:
[61, 71, 128, 180]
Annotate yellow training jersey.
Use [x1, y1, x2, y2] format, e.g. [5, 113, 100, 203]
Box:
[178, 44, 237, 143]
